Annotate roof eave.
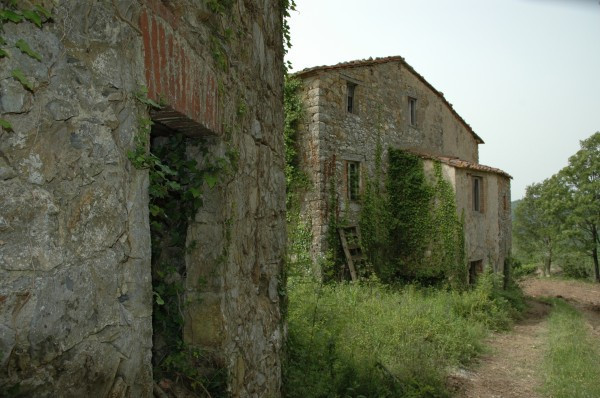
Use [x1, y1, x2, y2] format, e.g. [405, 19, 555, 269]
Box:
[293, 56, 486, 146]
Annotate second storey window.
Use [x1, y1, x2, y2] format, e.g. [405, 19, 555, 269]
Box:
[347, 161, 360, 200]
[408, 97, 417, 126]
[347, 83, 357, 113]
[473, 176, 484, 212]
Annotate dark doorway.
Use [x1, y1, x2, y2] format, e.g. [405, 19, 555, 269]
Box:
[469, 259, 483, 285]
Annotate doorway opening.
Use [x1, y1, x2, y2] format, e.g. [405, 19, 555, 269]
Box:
[148, 121, 227, 395]
[469, 259, 483, 285]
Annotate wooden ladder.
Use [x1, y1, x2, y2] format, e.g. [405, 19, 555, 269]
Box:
[338, 225, 366, 281]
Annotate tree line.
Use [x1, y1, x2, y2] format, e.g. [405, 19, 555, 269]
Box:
[513, 132, 599, 282]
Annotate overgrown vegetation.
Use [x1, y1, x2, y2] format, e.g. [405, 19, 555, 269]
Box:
[281, 19, 524, 398]
[542, 298, 600, 398]
[285, 272, 523, 397]
[281, 0, 297, 71]
[513, 132, 599, 282]
[284, 75, 313, 279]
[360, 149, 466, 285]
[128, 90, 230, 396]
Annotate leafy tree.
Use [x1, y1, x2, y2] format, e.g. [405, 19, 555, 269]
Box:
[514, 132, 599, 282]
[558, 132, 600, 282]
[513, 178, 564, 276]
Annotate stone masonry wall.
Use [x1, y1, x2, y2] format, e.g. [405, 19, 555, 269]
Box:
[0, 2, 152, 396]
[296, 60, 481, 260]
[0, 1, 285, 397]
[455, 168, 512, 273]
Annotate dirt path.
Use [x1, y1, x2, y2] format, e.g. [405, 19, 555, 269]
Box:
[452, 277, 600, 398]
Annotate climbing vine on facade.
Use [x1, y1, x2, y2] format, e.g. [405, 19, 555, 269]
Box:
[128, 90, 231, 395]
[360, 148, 466, 285]
[283, 75, 315, 280]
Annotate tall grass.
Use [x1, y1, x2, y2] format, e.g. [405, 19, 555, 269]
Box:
[284, 273, 523, 397]
[542, 299, 600, 398]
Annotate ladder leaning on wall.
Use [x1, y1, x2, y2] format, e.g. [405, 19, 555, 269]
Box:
[338, 225, 367, 281]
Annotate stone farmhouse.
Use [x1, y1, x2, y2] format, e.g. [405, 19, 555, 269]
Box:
[0, 1, 285, 397]
[294, 56, 512, 280]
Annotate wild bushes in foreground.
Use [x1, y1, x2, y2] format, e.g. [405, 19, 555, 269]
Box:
[284, 272, 523, 397]
[542, 299, 600, 398]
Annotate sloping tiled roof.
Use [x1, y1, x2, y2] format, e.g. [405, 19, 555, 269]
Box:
[407, 150, 512, 179]
[294, 56, 485, 144]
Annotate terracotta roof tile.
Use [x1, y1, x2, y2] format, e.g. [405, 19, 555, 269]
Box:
[294, 56, 485, 145]
[407, 150, 512, 179]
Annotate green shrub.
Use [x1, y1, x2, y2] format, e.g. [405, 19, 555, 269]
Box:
[542, 299, 600, 398]
[284, 275, 523, 397]
[559, 255, 592, 279]
[512, 262, 538, 279]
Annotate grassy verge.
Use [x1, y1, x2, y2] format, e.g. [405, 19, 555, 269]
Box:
[284, 273, 524, 397]
[542, 299, 600, 398]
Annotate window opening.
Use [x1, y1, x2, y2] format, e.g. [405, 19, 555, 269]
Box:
[408, 97, 417, 126]
[347, 83, 356, 113]
[347, 161, 360, 201]
[473, 176, 483, 212]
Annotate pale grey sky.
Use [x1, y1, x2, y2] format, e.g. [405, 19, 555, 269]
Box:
[286, 0, 600, 199]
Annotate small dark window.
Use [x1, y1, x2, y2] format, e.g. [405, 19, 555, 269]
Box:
[347, 83, 356, 113]
[408, 97, 417, 126]
[347, 161, 360, 200]
[473, 176, 483, 212]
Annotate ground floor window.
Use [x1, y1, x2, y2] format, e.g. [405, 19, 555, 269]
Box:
[346, 161, 360, 201]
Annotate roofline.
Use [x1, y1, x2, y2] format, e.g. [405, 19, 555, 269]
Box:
[406, 149, 512, 179]
[293, 56, 485, 145]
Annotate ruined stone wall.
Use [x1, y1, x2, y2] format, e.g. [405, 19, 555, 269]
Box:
[0, 1, 285, 396]
[497, 176, 512, 270]
[296, 61, 480, 258]
[0, 2, 152, 396]
[455, 169, 512, 273]
[295, 75, 328, 260]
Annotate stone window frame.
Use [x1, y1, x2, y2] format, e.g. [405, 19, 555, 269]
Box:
[346, 161, 360, 201]
[342, 153, 364, 202]
[341, 74, 361, 115]
[346, 82, 357, 114]
[408, 96, 417, 126]
[471, 174, 485, 213]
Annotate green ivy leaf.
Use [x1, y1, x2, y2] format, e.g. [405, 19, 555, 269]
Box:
[22, 10, 42, 28]
[204, 174, 218, 188]
[0, 118, 13, 131]
[167, 180, 181, 191]
[11, 69, 34, 91]
[135, 86, 163, 109]
[149, 204, 164, 217]
[0, 36, 6, 45]
[0, 48, 8, 58]
[15, 39, 42, 61]
[153, 291, 165, 305]
[0, 10, 23, 23]
[34, 5, 52, 19]
[189, 186, 202, 198]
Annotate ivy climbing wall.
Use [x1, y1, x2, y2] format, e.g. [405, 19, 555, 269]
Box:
[0, 1, 286, 397]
